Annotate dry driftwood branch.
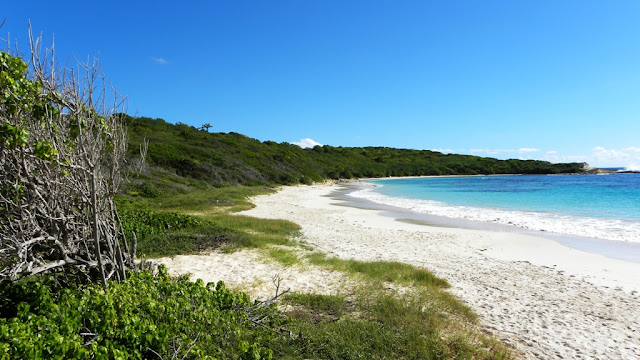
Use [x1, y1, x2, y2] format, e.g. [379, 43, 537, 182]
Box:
[79, 327, 99, 347]
[179, 332, 200, 360]
[241, 274, 291, 336]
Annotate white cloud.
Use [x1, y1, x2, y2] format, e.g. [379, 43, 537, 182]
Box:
[462, 146, 640, 169]
[432, 148, 454, 154]
[518, 148, 539, 153]
[151, 57, 168, 64]
[592, 146, 626, 162]
[543, 146, 640, 168]
[542, 152, 590, 164]
[590, 146, 640, 168]
[293, 138, 322, 148]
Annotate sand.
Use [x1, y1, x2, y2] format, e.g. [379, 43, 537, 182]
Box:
[243, 183, 640, 359]
[156, 248, 352, 300]
[158, 183, 640, 359]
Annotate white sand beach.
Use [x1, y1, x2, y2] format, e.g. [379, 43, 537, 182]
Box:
[159, 183, 640, 359]
[156, 248, 352, 300]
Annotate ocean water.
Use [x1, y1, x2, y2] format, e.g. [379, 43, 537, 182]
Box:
[350, 174, 640, 244]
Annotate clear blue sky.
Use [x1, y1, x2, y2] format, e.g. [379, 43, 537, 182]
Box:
[3, 1, 640, 168]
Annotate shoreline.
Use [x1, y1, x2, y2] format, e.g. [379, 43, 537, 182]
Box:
[240, 183, 640, 359]
[336, 180, 640, 264]
[348, 175, 640, 259]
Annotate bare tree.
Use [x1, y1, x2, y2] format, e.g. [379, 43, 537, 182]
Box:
[0, 28, 135, 286]
[135, 137, 149, 173]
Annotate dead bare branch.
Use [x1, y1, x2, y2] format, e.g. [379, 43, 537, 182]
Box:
[0, 26, 136, 284]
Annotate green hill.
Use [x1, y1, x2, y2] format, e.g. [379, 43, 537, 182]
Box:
[125, 115, 585, 186]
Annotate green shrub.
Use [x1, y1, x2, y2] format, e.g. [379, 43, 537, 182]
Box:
[139, 229, 231, 257]
[132, 183, 164, 198]
[119, 209, 203, 243]
[284, 293, 347, 317]
[0, 266, 284, 359]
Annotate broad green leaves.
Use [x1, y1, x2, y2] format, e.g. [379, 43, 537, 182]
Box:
[0, 123, 28, 148]
[34, 141, 58, 161]
[0, 52, 44, 120]
[0, 268, 282, 359]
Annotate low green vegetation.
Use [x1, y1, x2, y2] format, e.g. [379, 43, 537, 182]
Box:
[284, 293, 348, 318]
[307, 252, 450, 288]
[117, 172, 278, 213]
[0, 267, 284, 359]
[120, 209, 204, 243]
[282, 286, 510, 360]
[1, 262, 511, 360]
[116, 181, 302, 257]
[266, 248, 300, 267]
[116, 208, 300, 258]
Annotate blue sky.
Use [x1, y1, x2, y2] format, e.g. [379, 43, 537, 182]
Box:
[3, 1, 640, 168]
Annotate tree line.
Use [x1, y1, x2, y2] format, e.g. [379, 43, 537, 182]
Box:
[125, 115, 586, 186]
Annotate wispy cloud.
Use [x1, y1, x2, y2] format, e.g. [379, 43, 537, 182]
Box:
[469, 148, 515, 155]
[541, 152, 589, 164]
[591, 146, 640, 168]
[455, 145, 640, 168]
[293, 138, 322, 148]
[518, 148, 539, 153]
[542, 146, 640, 168]
[151, 56, 168, 64]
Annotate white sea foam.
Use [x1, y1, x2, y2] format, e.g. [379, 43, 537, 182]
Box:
[622, 165, 640, 172]
[349, 184, 640, 243]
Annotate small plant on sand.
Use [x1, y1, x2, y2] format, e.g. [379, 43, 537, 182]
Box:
[267, 248, 300, 266]
[306, 252, 449, 288]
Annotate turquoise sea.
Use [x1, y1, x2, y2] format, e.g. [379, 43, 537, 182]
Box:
[349, 174, 640, 257]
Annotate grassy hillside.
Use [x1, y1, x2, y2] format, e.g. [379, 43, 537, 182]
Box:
[125, 115, 585, 186]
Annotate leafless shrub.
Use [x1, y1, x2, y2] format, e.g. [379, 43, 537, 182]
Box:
[0, 26, 135, 286]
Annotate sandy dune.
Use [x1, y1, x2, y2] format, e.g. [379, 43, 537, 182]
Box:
[156, 248, 351, 300]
